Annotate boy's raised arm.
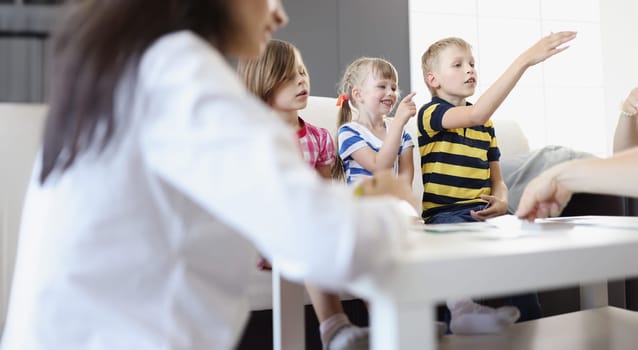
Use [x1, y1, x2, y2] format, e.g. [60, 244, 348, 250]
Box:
[444, 31, 576, 129]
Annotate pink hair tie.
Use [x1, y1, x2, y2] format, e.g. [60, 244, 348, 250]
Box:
[336, 93, 349, 107]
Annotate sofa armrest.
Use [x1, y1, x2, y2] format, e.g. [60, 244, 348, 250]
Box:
[493, 119, 530, 159]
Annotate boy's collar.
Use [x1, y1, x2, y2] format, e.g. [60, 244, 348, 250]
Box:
[432, 95, 472, 107]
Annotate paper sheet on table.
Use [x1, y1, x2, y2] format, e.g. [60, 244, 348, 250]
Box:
[538, 215, 638, 230]
[419, 216, 514, 234]
[486, 214, 575, 236]
[417, 214, 638, 240]
[418, 214, 573, 239]
[420, 221, 497, 234]
[479, 215, 638, 239]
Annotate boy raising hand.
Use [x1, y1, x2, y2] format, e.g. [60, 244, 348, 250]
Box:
[416, 32, 576, 332]
[418, 32, 576, 223]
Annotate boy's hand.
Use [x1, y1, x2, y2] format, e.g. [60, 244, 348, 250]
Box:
[394, 92, 417, 124]
[470, 194, 508, 221]
[521, 31, 577, 66]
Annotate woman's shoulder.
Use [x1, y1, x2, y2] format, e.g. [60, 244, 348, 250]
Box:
[143, 30, 218, 65]
[138, 30, 242, 93]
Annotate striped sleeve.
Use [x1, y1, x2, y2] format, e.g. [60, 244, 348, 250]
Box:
[338, 124, 368, 159]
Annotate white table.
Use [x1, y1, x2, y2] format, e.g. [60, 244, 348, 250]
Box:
[273, 216, 638, 350]
[349, 216, 638, 349]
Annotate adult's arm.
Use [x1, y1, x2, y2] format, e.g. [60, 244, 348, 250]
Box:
[613, 87, 638, 153]
[138, 32, 410, 289]
[516, 147, 638, 220]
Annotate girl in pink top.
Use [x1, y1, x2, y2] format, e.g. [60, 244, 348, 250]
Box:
[238, 40, 364, 350]
[239, 40, 334, 177]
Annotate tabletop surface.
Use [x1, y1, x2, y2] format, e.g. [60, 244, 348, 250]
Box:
[349, 215, 638, 302]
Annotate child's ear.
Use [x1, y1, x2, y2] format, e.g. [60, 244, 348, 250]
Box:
[425, 72, 439, 89]
[352, 87, 361, 103]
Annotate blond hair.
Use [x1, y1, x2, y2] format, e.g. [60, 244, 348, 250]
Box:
[237, 39, 303, 103]
[332, 57, 400, 179]
[420, 37, 472, 96]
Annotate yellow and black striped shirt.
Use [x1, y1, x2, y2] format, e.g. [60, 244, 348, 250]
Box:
[417, 96, 501, 219]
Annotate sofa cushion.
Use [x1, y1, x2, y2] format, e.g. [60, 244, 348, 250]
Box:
[302, 97, 532, 200]
[501, 145, 595, 213]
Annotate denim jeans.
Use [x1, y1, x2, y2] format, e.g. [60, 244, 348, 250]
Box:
[425, 203, 487, 224]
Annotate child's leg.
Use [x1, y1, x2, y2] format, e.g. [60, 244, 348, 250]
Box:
[509, 292, 542, 321]
[447, 298, 520, 334]
[306, 284, 368, 350]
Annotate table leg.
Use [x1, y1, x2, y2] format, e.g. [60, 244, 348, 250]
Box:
[368, 296, 436, 350]
[272, 265, 305, 350]
[580, 281, 609, 309]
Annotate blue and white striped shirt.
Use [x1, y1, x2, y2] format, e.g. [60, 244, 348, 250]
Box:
[337, 120, 414, 185]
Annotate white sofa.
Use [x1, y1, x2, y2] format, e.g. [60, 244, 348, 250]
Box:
[0, 97, 531, 326]
[299, 96, 530, 200]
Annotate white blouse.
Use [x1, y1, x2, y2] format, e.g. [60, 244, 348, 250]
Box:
[0, 31, 409, 349]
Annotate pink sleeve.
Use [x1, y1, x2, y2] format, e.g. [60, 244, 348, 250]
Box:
[316, 127, 336, 166]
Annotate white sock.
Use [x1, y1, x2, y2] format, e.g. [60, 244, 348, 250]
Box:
[319, 313, 368, 350]
[447, 298, 520, 334]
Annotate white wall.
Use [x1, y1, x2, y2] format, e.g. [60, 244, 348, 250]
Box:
[409, 0, 616, 156]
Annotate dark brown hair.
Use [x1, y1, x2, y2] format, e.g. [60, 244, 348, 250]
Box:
[40, 0, 233, 183]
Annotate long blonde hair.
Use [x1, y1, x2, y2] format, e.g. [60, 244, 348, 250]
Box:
[331, 57, 399, 179]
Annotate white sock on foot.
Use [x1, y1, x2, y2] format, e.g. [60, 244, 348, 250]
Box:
[319, 313, 369, 350]
[327, 326, 368, 350]
[436, 321, 447, 339]
[447, 298, 520, 334]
